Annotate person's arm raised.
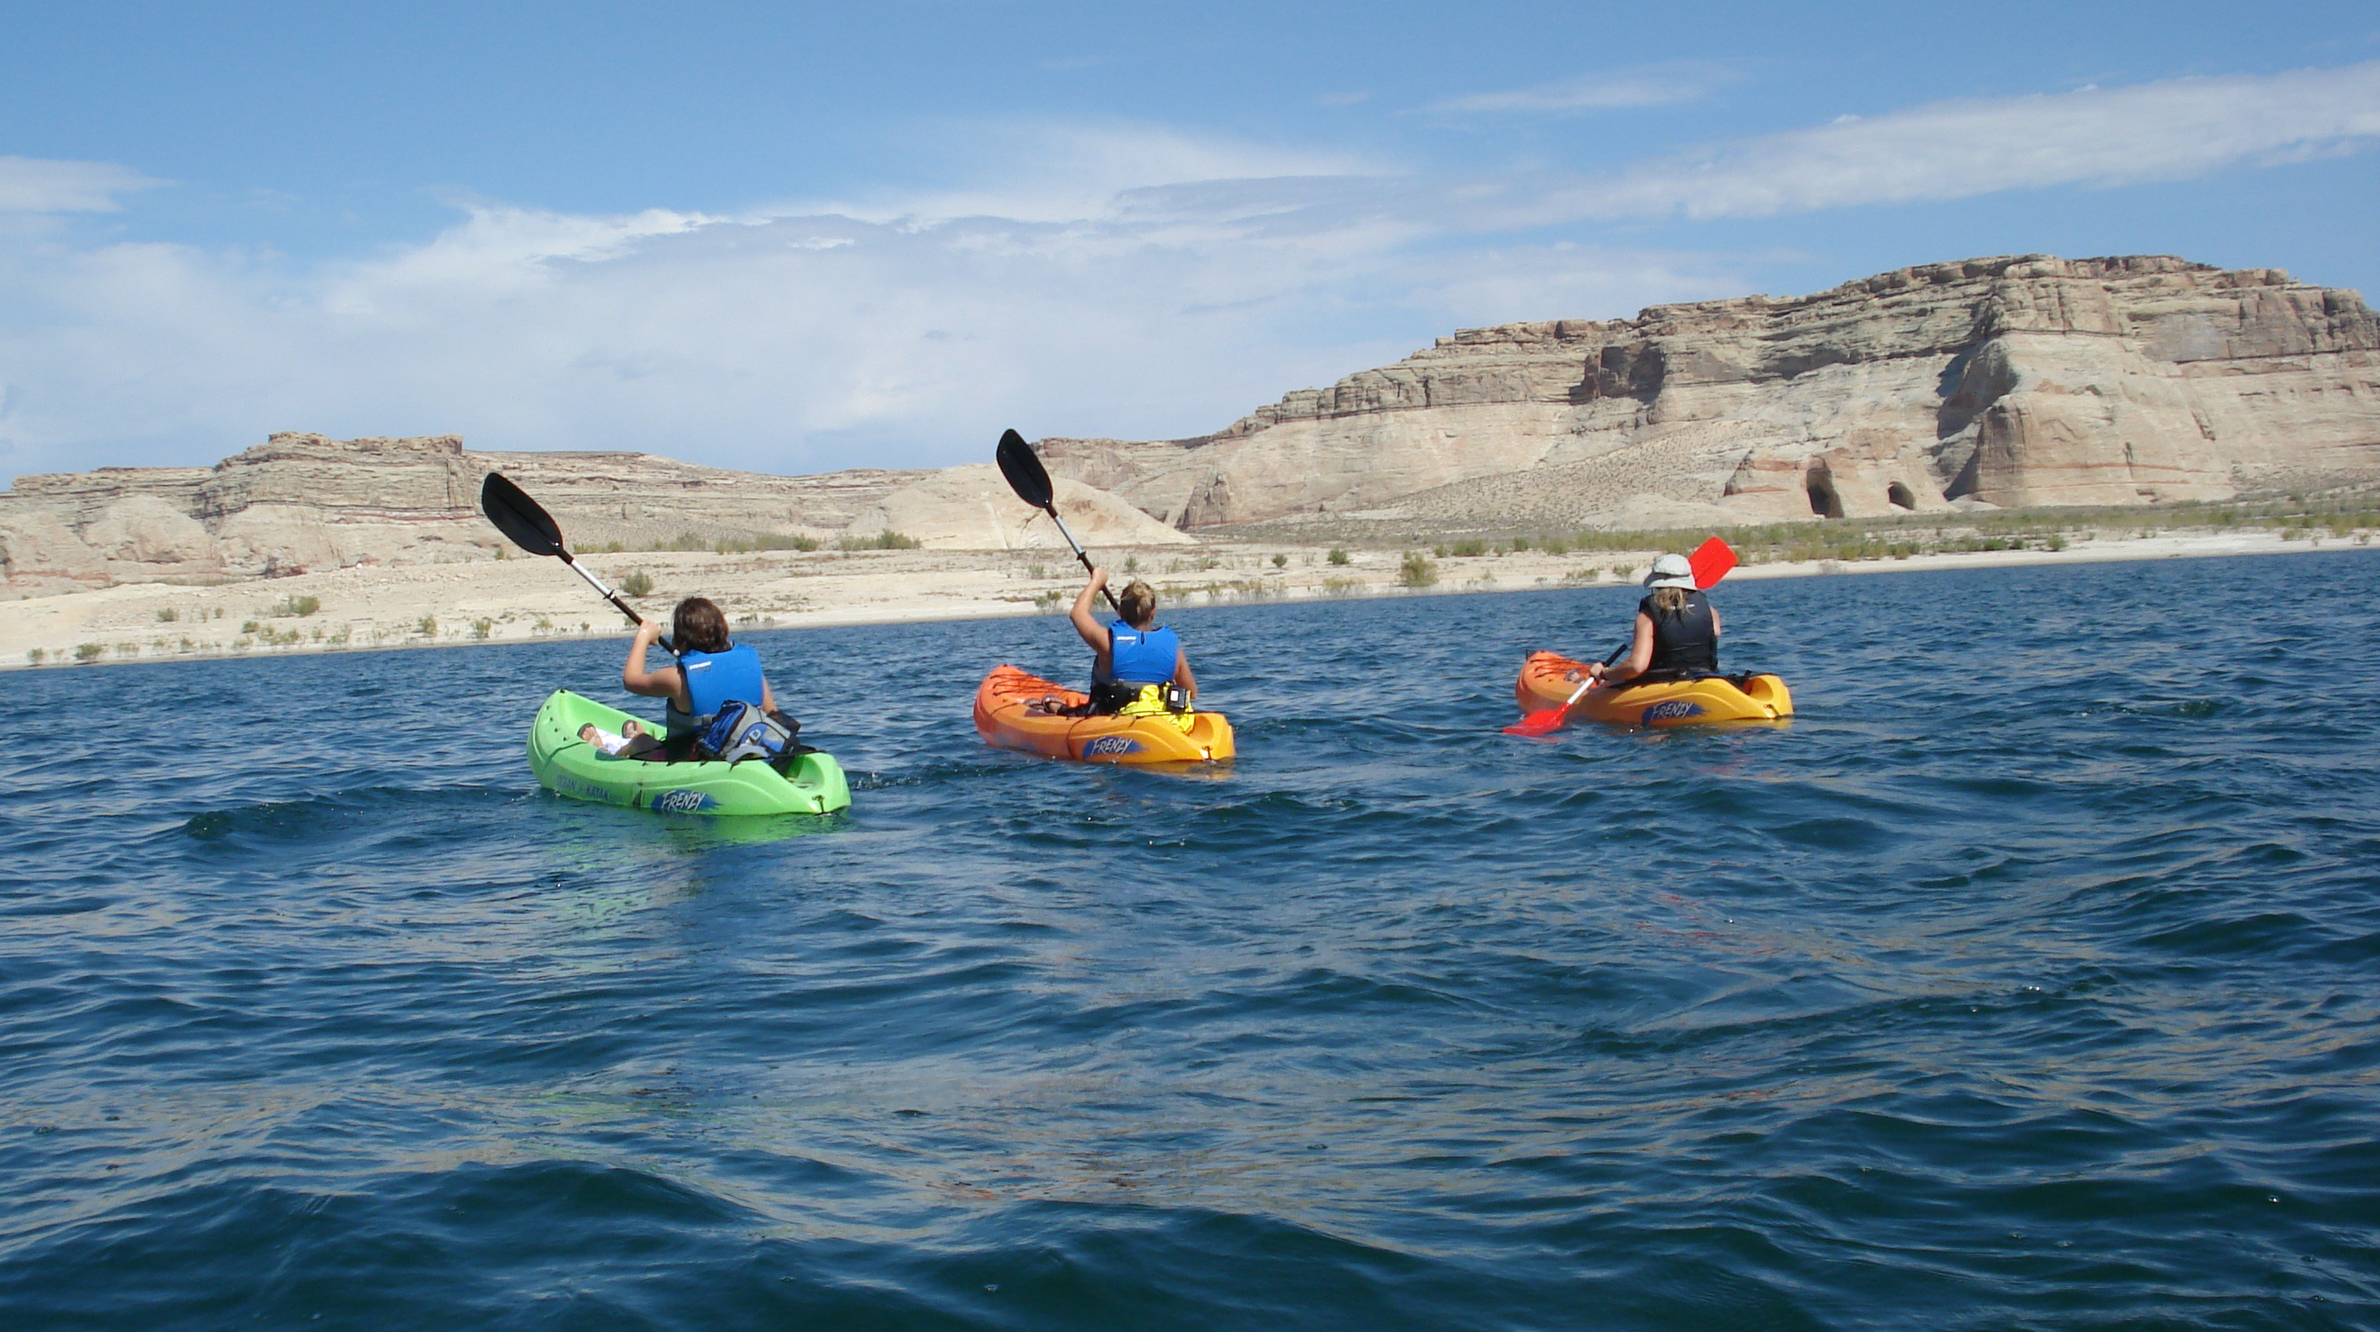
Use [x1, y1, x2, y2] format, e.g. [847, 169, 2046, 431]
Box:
[1070, 568, 1113, 652]
[621, 620, 682, 701]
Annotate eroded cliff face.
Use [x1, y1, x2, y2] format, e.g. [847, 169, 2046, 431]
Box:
[0, 433, 929, 595]
[1041, 255, 2380, 528]
[0, 431, 1189, 595]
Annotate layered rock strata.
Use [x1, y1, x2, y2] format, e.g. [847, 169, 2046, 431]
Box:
[1040, 255, 2380, 528]
[0, 433, 1176, 595]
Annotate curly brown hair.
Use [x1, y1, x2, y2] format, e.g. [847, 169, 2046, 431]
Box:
[671, 596, 731, 654]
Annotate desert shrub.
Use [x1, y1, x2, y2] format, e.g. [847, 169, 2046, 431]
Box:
[415, 616, 439, 638]
[715, 532, 820, 553]
[75, 643, 104, 662]
[619, 568, 654, 596]
[241, 620, 263, 635]
[836, 530, 921, 551]
[1398, 552, 1439, 589]
[157, 607, 177, 622]
[470, 618, 494, 640]
[1448, 539, 1488, 558]
[270, 595, 320, 618]
[1271, 553, 1288, 569]
[26, 648, 44, 666]
[1327, 548, 1351, 566]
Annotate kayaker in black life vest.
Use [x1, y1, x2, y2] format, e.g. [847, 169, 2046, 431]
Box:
[1586, 552, 1721, 688]
[1070, 567, 1197, 715]
[621, 596, 779, 749]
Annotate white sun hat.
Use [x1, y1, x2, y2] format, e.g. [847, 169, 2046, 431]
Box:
[1642, 553, 1696, 590]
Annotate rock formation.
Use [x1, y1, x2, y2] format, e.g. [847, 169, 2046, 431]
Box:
[9, 253, 2375, 596]
[1038, 255, 2380, 529]
[849, 465, 1189, 551]
[0, 432, 1187, 596]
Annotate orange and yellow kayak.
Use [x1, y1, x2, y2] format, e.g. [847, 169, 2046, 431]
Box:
[974, 665, 1235, 764]
[1516, 650, 1792, 728]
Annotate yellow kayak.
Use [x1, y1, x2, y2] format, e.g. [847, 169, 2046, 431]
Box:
[1516, 651, 1793, 728]
[974, 665, 1234, 764]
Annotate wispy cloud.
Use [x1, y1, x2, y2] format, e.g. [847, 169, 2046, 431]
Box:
[1562, 60, 2380, 220]
[1, 62, 2374, 480]
[1424, 63, 1735, 115]
[0, 156, 164, 212]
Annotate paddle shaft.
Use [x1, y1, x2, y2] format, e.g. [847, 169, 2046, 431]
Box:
[1558, 638, 1632, 714]
[560, 554, 662, 642]
[480, 471, 672, 651]
[997, 430, 1121, 615]
[1047, 507, 1122, 615]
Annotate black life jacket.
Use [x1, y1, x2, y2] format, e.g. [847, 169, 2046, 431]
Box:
[1640, 590, 1718, 676]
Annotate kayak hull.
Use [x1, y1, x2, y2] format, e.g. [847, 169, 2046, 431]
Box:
[1516, 651, 1793, 728]
[527, 689, 852, 815]
[974, 665, 1234, 764]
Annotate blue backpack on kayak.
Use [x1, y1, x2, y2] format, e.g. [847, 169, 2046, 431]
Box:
[695, 699, 806, 769]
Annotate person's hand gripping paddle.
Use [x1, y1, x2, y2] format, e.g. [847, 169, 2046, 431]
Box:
[996, 428, 1120, 614]
[479, 471, 671, 649]
[1503, 537, 1737, 737]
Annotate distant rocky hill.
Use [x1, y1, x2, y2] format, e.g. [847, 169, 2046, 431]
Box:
[8, 253, 2374, 596]
[0, 433, 1180, 596]
[1039, 255, 2380, 530]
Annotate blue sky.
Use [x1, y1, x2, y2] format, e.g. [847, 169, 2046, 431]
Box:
[2, 0, 2375, 480]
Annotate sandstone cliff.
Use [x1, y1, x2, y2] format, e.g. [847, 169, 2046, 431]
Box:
[12, 253, 2375, 596]
[0, 433, 1177, 596]
[1039, 255, 2380, 529]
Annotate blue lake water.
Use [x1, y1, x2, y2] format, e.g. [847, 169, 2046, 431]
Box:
[4, 549, 2378, 1330]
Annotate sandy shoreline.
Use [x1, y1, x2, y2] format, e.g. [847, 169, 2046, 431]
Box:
[2, 528, 2363, 671]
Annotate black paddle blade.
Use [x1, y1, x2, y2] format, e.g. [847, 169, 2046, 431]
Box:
[995, 428, 1054, 509]
[479, 471, 567, 557]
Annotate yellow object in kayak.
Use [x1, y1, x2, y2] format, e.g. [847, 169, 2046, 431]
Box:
[1515, 651, 1793, 729]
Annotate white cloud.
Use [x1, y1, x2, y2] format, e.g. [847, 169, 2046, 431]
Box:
[0, 155, 163, 212]
[1560, 60, 2380, 220]
[0, 63, 2374, 481]
[1425, 63, 1735, 115]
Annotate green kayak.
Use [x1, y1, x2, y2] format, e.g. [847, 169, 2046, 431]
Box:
[526, 689, 851, 816]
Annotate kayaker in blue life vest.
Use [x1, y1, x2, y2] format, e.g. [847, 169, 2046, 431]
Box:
[1070, 567, 1197, 714]
[622, 596, 778, 743]
[1584, 553, 1721, 687]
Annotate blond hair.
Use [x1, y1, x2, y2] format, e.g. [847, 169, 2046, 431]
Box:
[1648, 586, 1691, 615]
[1116, 580, 1158, 626]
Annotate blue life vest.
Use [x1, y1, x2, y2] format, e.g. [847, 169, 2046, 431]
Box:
[1102, 621, 1180, 685]
[677, 643, 768, 722]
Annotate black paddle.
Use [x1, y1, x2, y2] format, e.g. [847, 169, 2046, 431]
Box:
[996, 428, 1120, 614]
[479, 471, 670, 648]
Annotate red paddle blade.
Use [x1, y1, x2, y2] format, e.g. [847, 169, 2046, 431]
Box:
[1690, 536, 1737, 589]
[1502, 708, 1571, 737]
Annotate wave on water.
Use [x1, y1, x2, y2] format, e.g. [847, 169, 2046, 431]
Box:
[2, 550, 2378, 1329]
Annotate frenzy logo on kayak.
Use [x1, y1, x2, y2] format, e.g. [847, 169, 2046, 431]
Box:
[1083, 736, 1144, 757]
[1643, 700, 1706, 722]
[650, 789, 718, 813]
